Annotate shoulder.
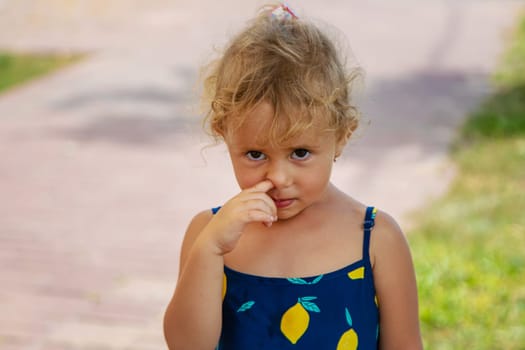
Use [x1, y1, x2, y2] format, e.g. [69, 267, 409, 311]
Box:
[183, 209, 214, 245]
[188, 209, 215, 231]
[370, 209, 407, 266]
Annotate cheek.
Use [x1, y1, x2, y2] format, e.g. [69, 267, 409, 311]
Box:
[301, 161, 333, 191]
[231, 162, 265, 190]
[310, 172, 331, 188]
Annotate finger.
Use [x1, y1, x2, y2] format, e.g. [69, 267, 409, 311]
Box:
[240, 192, 277, 217]
[263, 220, 273, 228]
[245, 181, 276, 215]
[246, 180, 274, 194]
[263, 195, 277, 217]
[244, 209, 276, 225]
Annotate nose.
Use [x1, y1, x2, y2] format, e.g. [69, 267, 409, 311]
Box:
[266, 160, 293, 189]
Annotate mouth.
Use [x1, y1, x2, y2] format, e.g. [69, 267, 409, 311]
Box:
[272, 198, 295, 209]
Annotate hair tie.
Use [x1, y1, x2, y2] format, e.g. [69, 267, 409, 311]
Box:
[271, 2, 298, 20]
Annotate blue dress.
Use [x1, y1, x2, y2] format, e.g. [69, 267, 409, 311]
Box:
[214, 206, 379, 350]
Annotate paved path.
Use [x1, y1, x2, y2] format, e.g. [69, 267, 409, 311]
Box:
[0, 1, 522, 349]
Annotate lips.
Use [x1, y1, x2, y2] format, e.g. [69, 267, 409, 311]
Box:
[272, 198, 294, 209]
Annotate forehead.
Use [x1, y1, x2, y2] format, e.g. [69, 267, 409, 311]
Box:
[227, 101, 333, 148]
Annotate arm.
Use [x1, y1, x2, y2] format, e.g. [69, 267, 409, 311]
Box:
[163, 180, 276, 350]
[163, 210, 224, 350]
[371, 211, 423, 350]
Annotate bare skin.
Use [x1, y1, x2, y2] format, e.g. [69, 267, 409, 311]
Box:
[163, 180, 277, 350]
[163, 102, 423, 349]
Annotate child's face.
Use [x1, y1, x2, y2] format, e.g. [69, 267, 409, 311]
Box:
[224, 101, 346, 221]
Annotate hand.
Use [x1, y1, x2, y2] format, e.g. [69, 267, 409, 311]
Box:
[202, 180, 277, 255]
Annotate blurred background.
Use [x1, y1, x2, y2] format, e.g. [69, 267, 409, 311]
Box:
[0, 1, 523, 349]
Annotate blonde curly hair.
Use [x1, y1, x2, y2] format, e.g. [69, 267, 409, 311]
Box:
[202, 3, 362, 145]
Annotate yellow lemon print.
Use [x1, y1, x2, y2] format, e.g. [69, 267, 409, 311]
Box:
[280, 297, 320, 344]
[336, 308, 358, 350]
[337, 328, 358, 350]
[347, 266, 364, 280]
[222, 273, 227, 301]
[281, 302, 308, 344]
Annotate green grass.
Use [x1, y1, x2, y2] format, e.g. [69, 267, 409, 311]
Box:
[408, 11, 525, 350]
[0, 51, 82, 93]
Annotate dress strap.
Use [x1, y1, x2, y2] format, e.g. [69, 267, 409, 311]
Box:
[211, 206, 221, 215]
[362, 206, 377, 262]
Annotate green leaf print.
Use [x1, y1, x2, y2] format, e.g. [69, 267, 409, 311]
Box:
[237, 301, 255, 312]
[298, 297, 321, 313]
[301, 301, 321, 313]
[311, 275, 323, 284]
[345, 307, 353, 327]
[301, 296, 318, 301]
[287, 275, 324, 285]
[287, 278, 308, 284]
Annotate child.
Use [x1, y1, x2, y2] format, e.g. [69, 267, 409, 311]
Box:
[164, 3, 423, 349]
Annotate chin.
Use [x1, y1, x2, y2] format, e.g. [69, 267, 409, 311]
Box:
[276, 207, 306, 221]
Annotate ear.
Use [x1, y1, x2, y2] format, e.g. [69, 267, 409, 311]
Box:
[335, 130, 352, 158]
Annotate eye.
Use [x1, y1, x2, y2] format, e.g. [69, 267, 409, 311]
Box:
[246, 151, 266, 161]
[291, 149, 310, 160]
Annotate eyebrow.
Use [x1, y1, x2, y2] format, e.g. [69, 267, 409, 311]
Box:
[268, 144, 323, 153]
[231, 135, 322, 151]
[286, 143, 321, 150]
